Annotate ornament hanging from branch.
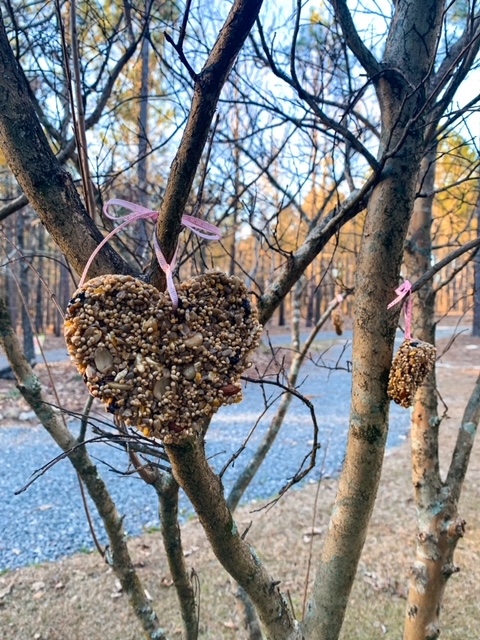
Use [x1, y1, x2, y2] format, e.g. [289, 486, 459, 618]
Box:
[386, 281, 436, 408]
[64, 200, 262, 444]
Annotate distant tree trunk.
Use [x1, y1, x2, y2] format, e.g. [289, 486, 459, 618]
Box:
[229, 199, 238, 276]
[57, 261, 70, 336]
[5, 217, 18, 332]
[314, 279, 322, 323]
[472, 190, 480, 336]
[53, 258, 69, 337]
[35, 222, 45, 334]
[306, 279, 315, 327]
[229, 100, 241, 277]
[278, 298, 285, 326]
[17, 210, 35, 363]
[291, 277, 303, 351]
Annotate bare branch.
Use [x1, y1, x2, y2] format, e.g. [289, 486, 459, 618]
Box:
[258, 181, 371, 325]
[154, 474, 198, 640]
[151, 0, 265, 290]
[446, 372, 480, 502]
[252, 23, 380, 171]
[0, 193, 28, 222]
[411, 235, 480, 296]
[0, 9, 133, 280]
[329, 0, 381, 78]
[164, 29, 198, 81]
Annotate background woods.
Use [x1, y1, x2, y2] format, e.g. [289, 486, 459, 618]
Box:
[1, 1, 480, 640]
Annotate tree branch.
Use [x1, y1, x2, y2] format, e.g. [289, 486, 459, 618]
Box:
[0, 8, 133, 280]
[0, 193, 28, 222]
[252, 22, 380, 171]
[328, 0, 381, 78]
[154, 474, 198, 640]
[151, 0, 265, 290]
[446, 372, 480, 503]
[412, 234, 480, 295]
[257, 181, 372, 325]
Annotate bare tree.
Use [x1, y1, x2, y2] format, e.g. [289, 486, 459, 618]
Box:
[1, 2, 480, 640]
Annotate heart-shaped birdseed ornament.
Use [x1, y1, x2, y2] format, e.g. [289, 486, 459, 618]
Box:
[387, 339, 436, 408]
[64, 271, 262, 444]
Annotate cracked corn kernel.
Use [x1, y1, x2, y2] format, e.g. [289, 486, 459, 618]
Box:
[387, 339, 436, 408]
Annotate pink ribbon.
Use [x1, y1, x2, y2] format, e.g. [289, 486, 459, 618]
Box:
[387, 280, 412, 339]
[79, 198, 222, 309]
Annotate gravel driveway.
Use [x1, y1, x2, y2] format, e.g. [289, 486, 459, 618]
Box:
[0, 338, 411, 570]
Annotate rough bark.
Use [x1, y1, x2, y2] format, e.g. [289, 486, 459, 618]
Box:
[303, 3, 444, 638]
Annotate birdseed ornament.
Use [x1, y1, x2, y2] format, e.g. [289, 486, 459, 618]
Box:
[64, 198, 261, 444]
[386, 281, 436, 408]
[65, 271, 262, 444]
[332, 310, 344, 336]
[387, 338, 436, 408]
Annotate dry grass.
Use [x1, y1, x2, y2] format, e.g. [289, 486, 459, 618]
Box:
[0, 335, 479, 639]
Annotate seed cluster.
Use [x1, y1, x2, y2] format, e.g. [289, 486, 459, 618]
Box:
[387, 339, 436, 408]
[64, 271, 262, 444]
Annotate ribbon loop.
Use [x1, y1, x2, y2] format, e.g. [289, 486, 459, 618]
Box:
[79, 199, 222, 309]
[182, 215, 222, 241]
[387, 280, 413, 340]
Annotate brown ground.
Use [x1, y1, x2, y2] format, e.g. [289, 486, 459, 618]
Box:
[0, 332, 479, 639]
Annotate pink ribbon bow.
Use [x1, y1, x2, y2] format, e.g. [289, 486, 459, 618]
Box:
[79, 198, 222, 309]
[387, 280, 412, 339]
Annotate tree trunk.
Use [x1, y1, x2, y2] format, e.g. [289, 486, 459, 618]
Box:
[306, 279, 315, 327]
[314, 278, 322, 323]
[402, 144, 442, 639]
[303, 4, 444, 637]
[34, 222, 45, 335]
[472, 190, 480, 336]
[5, 217, 18, 332]
[402, 142, 479, 639]
[17, 211, 35, 363]
[278, 297, 286, 326]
